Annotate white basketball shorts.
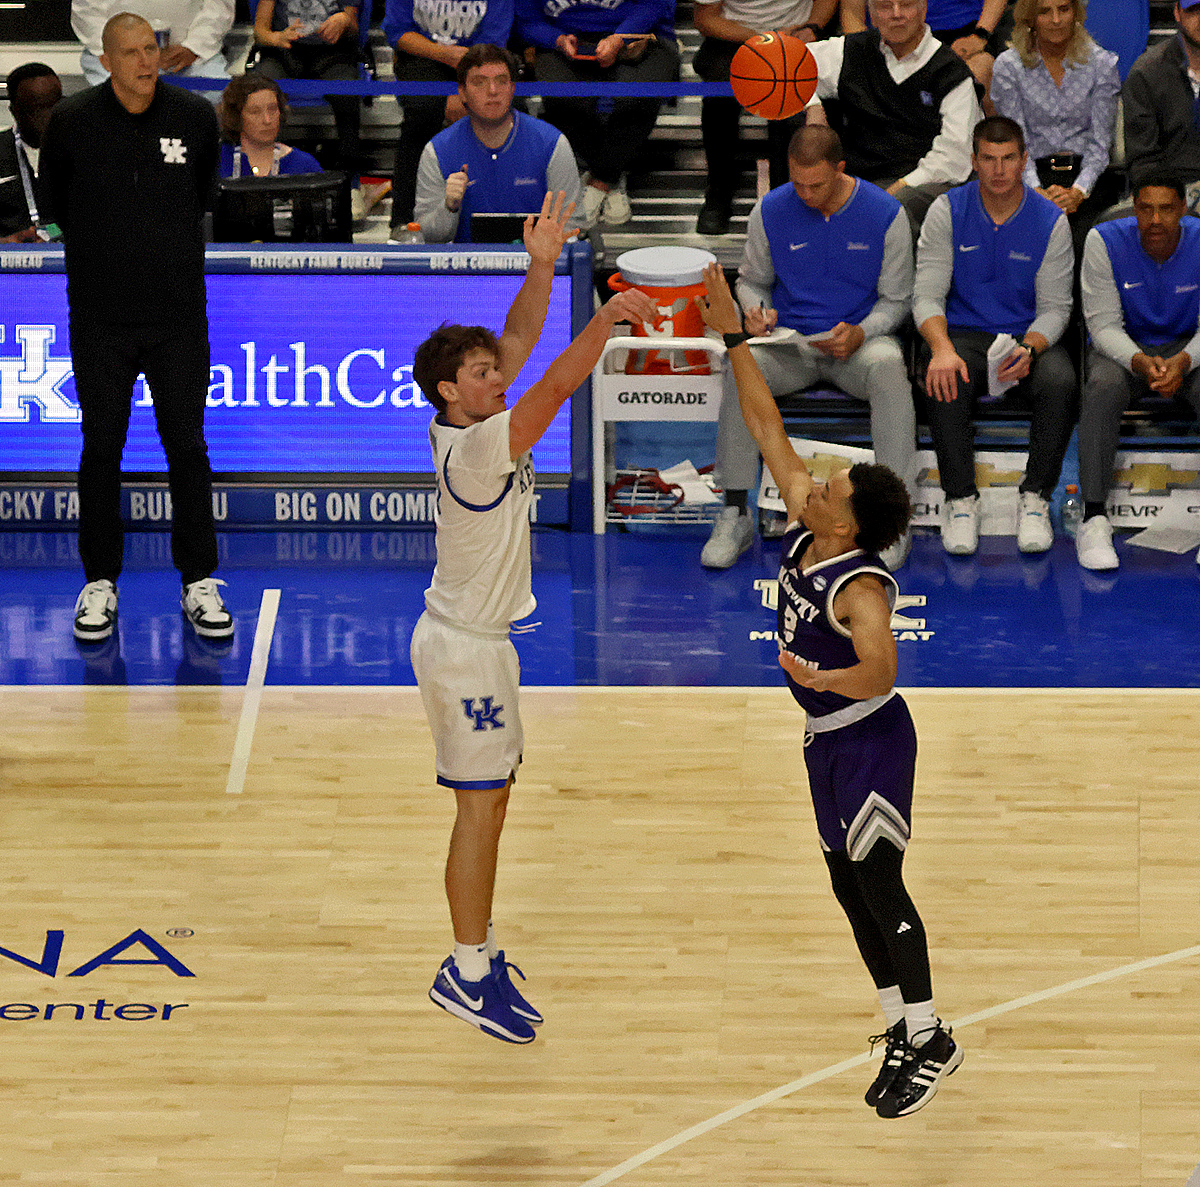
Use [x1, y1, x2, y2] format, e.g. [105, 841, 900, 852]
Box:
[410, 610, 524, 790]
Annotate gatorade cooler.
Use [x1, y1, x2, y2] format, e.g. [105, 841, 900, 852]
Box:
[608, 246, 718, 375]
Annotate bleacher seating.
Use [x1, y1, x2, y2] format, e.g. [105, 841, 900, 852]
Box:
[4, 0, 1195, 523]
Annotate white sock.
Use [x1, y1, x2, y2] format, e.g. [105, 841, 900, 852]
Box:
[453, 941, 490, 983]
[485, 920, 499, 961]
[877, 985, 905, 1030]
[904, 999, 938, 1047]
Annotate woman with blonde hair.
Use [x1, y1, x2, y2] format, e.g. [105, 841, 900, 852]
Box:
[990, 0, 1119, 226]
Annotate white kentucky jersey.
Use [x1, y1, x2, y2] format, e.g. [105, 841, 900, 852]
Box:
[423, 409, 537, 633]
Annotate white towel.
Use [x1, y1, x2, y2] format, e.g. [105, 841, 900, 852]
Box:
[986, 332, 1020, 400]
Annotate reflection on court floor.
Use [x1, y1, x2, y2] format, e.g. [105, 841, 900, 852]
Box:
[1, 527, 1198, 687]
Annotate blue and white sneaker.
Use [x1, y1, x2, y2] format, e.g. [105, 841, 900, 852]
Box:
[492, 951, 543, 1025]
[429, 957, 536, 1044]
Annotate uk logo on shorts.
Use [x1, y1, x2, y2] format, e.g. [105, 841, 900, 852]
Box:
[462, 697, 505, 731]
[159, 138, 187, 164]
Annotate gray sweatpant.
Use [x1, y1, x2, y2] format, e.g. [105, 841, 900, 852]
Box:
[1079, 337, 1200, 504]
[714, 335, 918, 496]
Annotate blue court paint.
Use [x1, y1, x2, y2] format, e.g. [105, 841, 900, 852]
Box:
[1, 527, 1198, 688]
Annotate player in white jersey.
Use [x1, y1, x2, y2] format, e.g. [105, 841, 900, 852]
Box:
[410, 192, 655, 1043]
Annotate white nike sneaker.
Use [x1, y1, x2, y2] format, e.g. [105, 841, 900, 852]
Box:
[73, 579, 118, 642]
[1016, 490, 1053, 553]
[181, 578, 234, 639]
[1075, 515, 1119, 571]
[701, 506, 753, 569]
[601, 179, 632, 225]
[581, 182, 606, 227]
[879, 531, 911, 571]
[940, 495, 979, 555]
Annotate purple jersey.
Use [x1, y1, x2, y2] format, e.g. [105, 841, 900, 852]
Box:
[777, 525, 899, 728]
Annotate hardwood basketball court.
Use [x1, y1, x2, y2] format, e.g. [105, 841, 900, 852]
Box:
[3, 680, 1197, 1186]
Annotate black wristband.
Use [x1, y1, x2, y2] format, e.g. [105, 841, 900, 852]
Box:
[800, 21, 822, 31]
[723, 331, 752, 349]
[971, 23, 993, 39]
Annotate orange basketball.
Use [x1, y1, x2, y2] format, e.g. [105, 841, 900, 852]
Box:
[729, 32, 819, 120]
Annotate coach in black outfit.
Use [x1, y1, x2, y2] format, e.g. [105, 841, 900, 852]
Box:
[41, 12, 234, 644]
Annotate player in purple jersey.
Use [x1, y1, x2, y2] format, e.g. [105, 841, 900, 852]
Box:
[695, 261, 963, 1118]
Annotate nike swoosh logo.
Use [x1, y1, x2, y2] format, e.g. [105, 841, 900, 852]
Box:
[789, 242, 808, 250]
[958, 244, 980, 252]
[447, 975, 483, 1010]
[1123, 281, 1143, 289]
[0, 175, 18, 185]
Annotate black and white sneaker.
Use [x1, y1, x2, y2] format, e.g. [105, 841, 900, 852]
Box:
[73, 579, 118, 642]
[864, 1019, 908, 1108]
[181, 578, 234, 639]
[875, 1023, 963, 1118]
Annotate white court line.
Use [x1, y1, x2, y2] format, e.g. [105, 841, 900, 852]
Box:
[578, 942, 1200, 1187]
[224, 588, 281, 796]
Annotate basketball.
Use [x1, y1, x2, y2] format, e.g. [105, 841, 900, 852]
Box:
[729, 32, 819, 121]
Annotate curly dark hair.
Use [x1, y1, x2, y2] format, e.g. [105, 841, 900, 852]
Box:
[217, 73, 289, 142]
[847, 463, 912, 555]
[413, 323, 502, 414]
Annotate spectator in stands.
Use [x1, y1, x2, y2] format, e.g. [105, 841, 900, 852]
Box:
[216, 73, 322, 176]
[1123, 1, 1200, 211]
[414, 44, 583, 242]
[914, 115, 1075, 556]
[71, 0, 233, 85]
[691, 0, 837, 235]
[384, 0, 514, 234]
[700, 126, 917, 571]
[516, 0, 679, 226]
[840, 0, 1009, 93]
[1075, 171, 1200, 571]
[250, 0, 362, 200]
[1, 63, 61, 243]
[990, 0, 1120, 258]
[806, 0, 981, 231]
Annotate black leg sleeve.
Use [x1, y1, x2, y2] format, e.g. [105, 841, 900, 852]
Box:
[849, 840, 933, 1005]
[823, 848, 900, 991]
